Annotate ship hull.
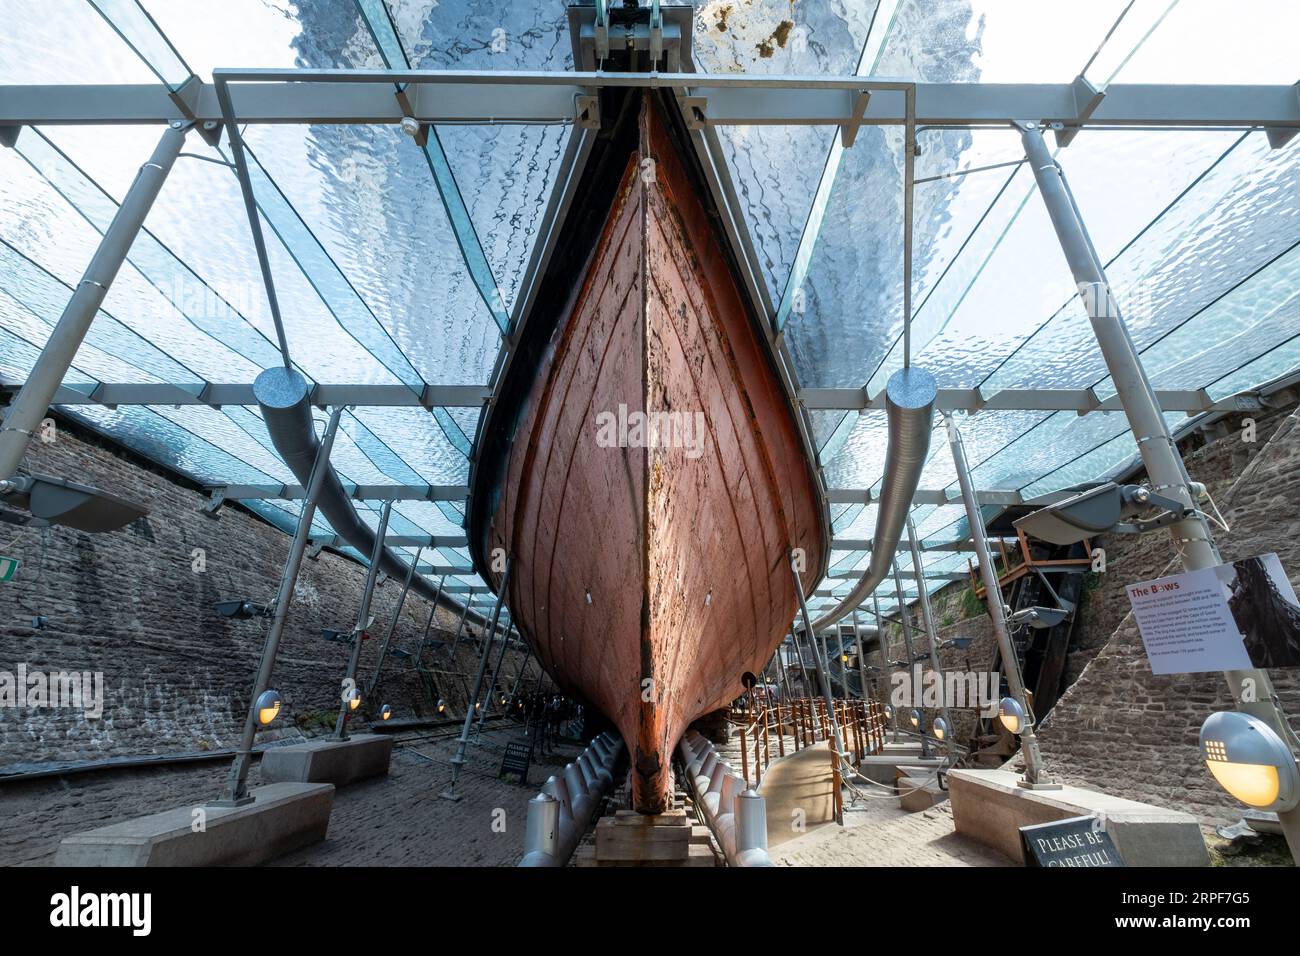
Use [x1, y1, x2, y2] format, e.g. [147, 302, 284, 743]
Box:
[483, 96, 824, 812]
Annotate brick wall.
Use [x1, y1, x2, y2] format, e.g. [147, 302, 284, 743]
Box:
[1033, 404, 1300, 823]
[869, 399, 1300, 824]
[0, 417, 538, 769]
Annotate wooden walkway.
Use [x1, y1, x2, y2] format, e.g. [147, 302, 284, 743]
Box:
[758, 741, 837, 848]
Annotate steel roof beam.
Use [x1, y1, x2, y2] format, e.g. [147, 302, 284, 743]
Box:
[825, 487, 1076, 506]
[833, 537, 979, 553]
[16, 382, 1267, 416]
[216, 483, 468, 501]
[3, 382, 491, 408]
[310, 534, 467, 548]
[820, 570, 967, 583]
[798, 385, 1264, 414]
[3, 77, 1295, 129]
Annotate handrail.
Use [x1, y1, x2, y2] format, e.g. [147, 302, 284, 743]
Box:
[727, 695, 889, 823]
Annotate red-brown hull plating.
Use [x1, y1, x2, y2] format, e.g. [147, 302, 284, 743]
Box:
[489, 98, 824, 812]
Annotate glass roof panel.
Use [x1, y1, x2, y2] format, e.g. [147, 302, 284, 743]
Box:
[242, 126, 499, 387]
[985, 133, 1300, 394]
[0, 0, 155, 85]
[3, 0, 1299, 614]
[139, 0, 382, 78]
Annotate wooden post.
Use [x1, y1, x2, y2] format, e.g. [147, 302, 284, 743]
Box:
[740, 725, 749, 786]
[830, 748, 843, 825]
[762, 703, 771, 768]
[776, 701, 786, 757]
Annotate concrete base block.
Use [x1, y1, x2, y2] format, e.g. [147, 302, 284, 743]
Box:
[55, 782, 334, 866]
[260, 734, 394, 787]
[898, 771, 947, 812]
[948, 769, 1209, 867]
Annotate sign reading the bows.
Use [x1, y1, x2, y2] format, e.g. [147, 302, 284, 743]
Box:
[1020, 816, 1124, 867]
[0, 556, 19, 583]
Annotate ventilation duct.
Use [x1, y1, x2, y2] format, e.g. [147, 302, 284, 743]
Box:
[253, 367, 486, 624]
[807, 366, 936, 633]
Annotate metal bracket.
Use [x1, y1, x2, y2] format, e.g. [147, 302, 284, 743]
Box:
[840, 90, 871, 148]
[1054, 75, 1105, 148]
[682, 96, 708, 131]
[593, 0, 610, 60]
[1074, 386, 1102, 417]
[394, 85, 429, 146]
[0, 126, 21, 149]
[307, 540, 325, 560]
[167, 75, 203, 122]
[196, 119, 223, 148]
[648, 0, 663, 66]
[1264, 81, 1300, 149]
[575, 94, 601, 130]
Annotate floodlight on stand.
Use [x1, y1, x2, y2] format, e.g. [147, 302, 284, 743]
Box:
[436, 698, 446, 714]
[909, 708, 921, 728]
[1008, 606, 1070, 629]
[937, 637, 973, 651]
[884, 704, 894, 720]
[1200, 711, 1300, 812]
[933, 716, 949, 741]
[380, 704, 392, 721]
[399, 116, 421, 138]
[0, 473, 147, 532]
[345, 685, 361, 712]
[255, 689, 282, 725]
[999, 696, 1028, 734]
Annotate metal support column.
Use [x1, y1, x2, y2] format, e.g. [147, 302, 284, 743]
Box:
[366, 545, 423, 698]
[443, 558, 512, 800]
[788, 626, 811, 696]
[476, 620, 516, 732]
[447, 589, 474, 657]
[505, 647, 534, 710]
[945, 412, 1054, 786]
[217, 406, 342, 805]
[1022, 122, 1300, 839]
[892, 559, 930, 758]
[0, 122, 190, 481]
[850, 609, 865, 700]
[333, 500, 392, 740]
[412, 576, 445, 665]
[906, 516, 956, 758]
[834, 623, 848, 700]
[792, 557, 846, 766]
[874, 592, 898, 742]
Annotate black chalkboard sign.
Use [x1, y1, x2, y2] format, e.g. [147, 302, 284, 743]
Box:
[1020, 816, 1125, 867]
[499, 741, 532, 784]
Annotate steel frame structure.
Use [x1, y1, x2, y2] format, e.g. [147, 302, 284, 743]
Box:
[3, 62, 1299, 601]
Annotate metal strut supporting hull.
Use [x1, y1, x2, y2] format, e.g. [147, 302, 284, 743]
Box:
[486, 97, 824, 812]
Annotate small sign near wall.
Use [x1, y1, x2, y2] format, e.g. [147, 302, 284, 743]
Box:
[1020, 816, 1124, 867]
[0, 556, 19, 583]
[499, 740, 532, 785]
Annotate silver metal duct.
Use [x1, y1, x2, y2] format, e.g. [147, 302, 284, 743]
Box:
[254, 367, 486, 623]
[807, 366, 936, 633]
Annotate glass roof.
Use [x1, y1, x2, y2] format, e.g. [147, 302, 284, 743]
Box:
[1, 0, 1297, 622]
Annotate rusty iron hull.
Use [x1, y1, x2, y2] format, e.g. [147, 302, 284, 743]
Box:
[483, 97, 824, 812]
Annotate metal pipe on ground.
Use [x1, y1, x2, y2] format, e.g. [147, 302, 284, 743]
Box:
[520, 733, 622, 866]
